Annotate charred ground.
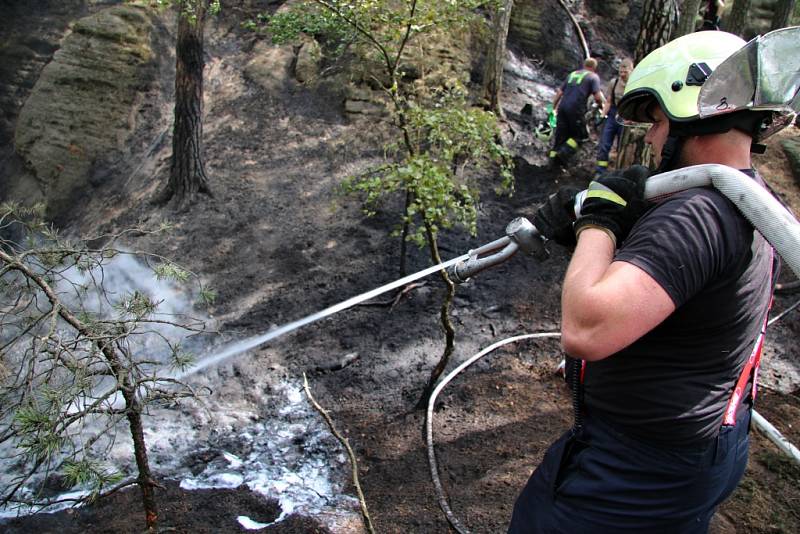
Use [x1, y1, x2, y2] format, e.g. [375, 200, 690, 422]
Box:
[3, 4, 800, 534]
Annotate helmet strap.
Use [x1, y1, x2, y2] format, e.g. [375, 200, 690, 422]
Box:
[661, 111, 773, 169]
[655, 133, 685, 173]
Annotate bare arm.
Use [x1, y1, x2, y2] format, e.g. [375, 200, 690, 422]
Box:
[601, 82, 613, 116]
[560, 228, 676, 360]
[593, 90, 606, 109]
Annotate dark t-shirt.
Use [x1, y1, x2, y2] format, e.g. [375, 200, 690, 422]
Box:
[559, 69, 601, 116]
[583, 171, 774, 446]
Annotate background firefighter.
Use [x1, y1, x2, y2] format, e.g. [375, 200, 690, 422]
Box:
[548, 57, 605, 169]
[595, 57, 634, 176]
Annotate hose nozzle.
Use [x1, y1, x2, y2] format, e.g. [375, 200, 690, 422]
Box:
[448, 217, 547, 284]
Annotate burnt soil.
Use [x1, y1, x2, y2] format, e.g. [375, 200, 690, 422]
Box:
[4, 8, 800, 534]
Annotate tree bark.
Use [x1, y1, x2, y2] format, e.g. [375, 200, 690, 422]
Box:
[619, 0, 678, 170]
[634, 0, 679, 63]
[771, 0, 797, 30]
[126, 398, 159, 532]
[676, 0, 703, 36]
[414, 225, 456, 411]
[481, 0, 513, 117]
[726, 0, 752, 37]
[158, 0, 212, 209]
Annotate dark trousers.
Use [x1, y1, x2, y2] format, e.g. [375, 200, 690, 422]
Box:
[596, 108, 623, 170]
[551, 108, 587, 164]
[508, 409, 751, 533]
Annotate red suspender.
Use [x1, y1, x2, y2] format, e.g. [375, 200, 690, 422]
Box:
[722, 248, 776, 426]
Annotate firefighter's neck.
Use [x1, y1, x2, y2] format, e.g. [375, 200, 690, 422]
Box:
[680, 129, 753, 170]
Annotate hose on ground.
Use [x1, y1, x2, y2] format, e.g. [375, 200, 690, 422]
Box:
[426, 333, 561, 534]
[555, 0, 590, 60]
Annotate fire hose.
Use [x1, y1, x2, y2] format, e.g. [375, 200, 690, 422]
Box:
[429, 164, 800, 533]
[449, 164, 800, 283]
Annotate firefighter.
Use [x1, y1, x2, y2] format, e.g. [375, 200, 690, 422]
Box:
[548, 57, 605, 169]
[594, 57, 633, 176]
[700, 0, 726, 31]
[510, 28, 798, 533]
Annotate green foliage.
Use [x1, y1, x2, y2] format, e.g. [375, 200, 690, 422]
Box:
[265, 3, 356, 54]
[170, 344, 196, 371]
[252, 1, 513, 254]
[153, 261, 190, 283]
[346, 87, 513, 246]
[62, 459, 123, 497]
[13, 402, 64, 460]
[0, 203, 213, 510]
[115, 290, 159, 320]
[138, 0, 221, 23]
[199, 287, 217, 306]
[262, 0, 494, 68]
[405, 88, 514, 191]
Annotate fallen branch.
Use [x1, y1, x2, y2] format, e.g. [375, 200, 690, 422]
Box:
[302, 373, 376, 534]
[356, 281, 427, 309]
[312, 352, 360, 373]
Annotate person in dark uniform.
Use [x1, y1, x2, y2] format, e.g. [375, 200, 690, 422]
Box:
[595, 58, 633, 176]
[510, 28, 797, 533]
[549, 57, 605, 169]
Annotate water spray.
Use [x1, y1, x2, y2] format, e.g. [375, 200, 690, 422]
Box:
[180, 217, 552, 379]
[184, 164, 800, 382]
[179, 253, 472, 379]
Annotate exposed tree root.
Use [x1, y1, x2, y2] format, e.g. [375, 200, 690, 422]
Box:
[356, 281, 427, 309]
[302, 373, 376, 534]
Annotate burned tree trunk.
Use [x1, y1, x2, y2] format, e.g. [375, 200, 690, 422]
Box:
[618, 0, 678, 169]
[771, 0, 797, 30]
[676, 0, 703, 36]
[482, 0, 514, 117]
[726, 0, 752, 37]
[635, 0, 679, 62]
[126, 398, 159, 531]
[157, 0, 212, 209]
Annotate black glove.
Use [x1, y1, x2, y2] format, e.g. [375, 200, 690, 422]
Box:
[574, 165, 650, 246]
[533, 186, 580, 246]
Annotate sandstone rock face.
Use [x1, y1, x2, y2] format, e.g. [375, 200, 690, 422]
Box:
[0, 0, 90, 208]
[294, 35, 321, 83]
[0, 0, 87, 147]
[509, 0, 583, 78]
[243, 40, 295, 93]
[14, 4, 159, 221]
[587, 0, 629, 20]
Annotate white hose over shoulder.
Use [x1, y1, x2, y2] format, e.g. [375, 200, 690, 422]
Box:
[608, 163, 800, 464]
[643, 164, 800, 280]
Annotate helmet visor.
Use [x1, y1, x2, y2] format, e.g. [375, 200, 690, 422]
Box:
[698, 26, 800, 118]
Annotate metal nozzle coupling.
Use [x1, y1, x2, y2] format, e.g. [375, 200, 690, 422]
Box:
[448, 217, 548, 284]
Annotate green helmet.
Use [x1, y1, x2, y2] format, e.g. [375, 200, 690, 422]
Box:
[618, 31, 747, 124]
[618, 27, 800, 170]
